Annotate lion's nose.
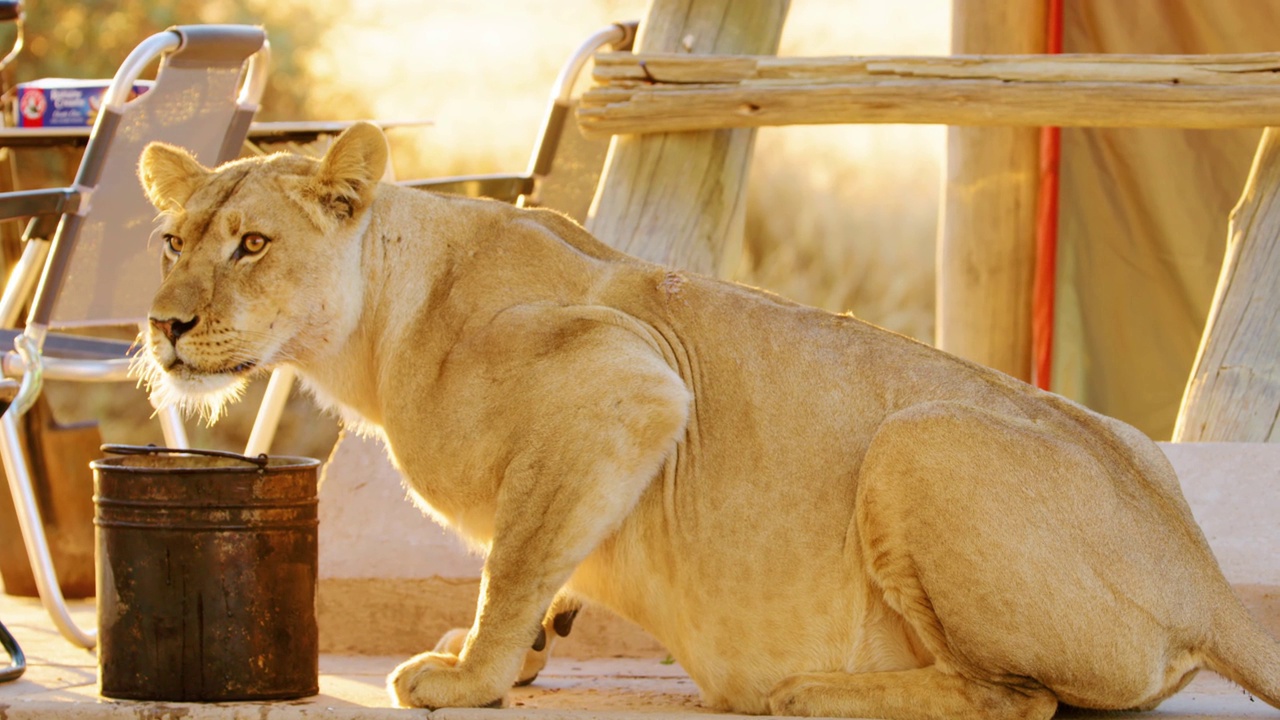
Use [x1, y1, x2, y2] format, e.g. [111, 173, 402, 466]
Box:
[150, 315, 199, 344]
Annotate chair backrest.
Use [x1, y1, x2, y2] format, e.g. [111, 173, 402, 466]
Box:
[522, 23, 634, 221]
[398, 22, 636, 224]
[28, 25, 267, 330]
[524, 97, 611, 223]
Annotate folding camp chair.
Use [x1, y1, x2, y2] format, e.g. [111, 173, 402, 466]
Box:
[398, 21, 635, 216]
[241, 22, 638, 456]
[0, 25, 269, 649]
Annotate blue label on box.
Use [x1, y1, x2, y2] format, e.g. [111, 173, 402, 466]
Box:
[15, 79, 152, 128]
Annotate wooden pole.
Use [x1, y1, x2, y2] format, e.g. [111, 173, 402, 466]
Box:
[1174, 127, 1280, 442]
[579, 52, 1280, 135]
[584, 0, 789, 275]
[937, 0, 1046, 381]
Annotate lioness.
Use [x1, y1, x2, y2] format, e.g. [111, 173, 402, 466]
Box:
[135, 122, 1280, 719]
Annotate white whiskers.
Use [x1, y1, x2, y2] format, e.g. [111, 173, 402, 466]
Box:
[130, 336, 253, 425]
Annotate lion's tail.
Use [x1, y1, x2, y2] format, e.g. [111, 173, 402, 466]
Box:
[1204, 596, 1280, 709]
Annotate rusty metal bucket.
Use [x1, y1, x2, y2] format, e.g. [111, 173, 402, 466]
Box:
[92, 444, 320, 701]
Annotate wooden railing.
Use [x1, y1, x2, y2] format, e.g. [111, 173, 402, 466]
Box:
[579, 52, 1280, 135]
[582, 45, 1280, 442]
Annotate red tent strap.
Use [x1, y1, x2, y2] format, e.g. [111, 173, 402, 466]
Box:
[1032, 0, 1063, 390]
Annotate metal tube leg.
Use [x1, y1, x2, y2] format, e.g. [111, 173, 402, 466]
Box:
[0, 409, 96, 648]
[139, 320, 191, 449]
[0, 240, 50, 328]
[156, 403, 189, 449]
[0, 618, 25, 682]
[245, 367, 294, 456]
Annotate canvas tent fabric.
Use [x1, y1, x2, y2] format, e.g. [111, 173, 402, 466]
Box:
[1051, 0, 1276, 440]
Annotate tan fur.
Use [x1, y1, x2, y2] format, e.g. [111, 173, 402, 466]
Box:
[136, 123, 1280, 719]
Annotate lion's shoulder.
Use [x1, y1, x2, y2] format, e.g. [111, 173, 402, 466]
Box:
[514, 208, 635, 265]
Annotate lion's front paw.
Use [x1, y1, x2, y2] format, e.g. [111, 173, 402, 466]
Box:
[387, 651, 506, 709]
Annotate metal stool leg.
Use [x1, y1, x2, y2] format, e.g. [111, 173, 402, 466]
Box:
[245, 366, 294, 456]
[156, 403, 189, 449]
[0, 618, 25, 682]
[0, 408, 96, 648]
[0, 239, 50, 328]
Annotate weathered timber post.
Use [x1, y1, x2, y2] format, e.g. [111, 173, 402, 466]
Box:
[937, 0, 1046, 381]
[1174, 127, 1280, 442]
[585, 0, 789, 275]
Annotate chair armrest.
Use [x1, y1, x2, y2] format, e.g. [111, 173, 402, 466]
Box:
[0, 188, 81, 223]
[0, 328, 138, 383]
[399, 173, 534, 203]
[22, 355, 134, 382]
[0, 328, 137, 360]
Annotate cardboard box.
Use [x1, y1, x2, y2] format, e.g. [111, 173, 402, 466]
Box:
[14, 79, 152, 128]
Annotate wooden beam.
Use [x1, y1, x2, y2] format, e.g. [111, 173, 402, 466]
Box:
[578, 52, 1280, 135]
[584, 0, 789, 276]
[1174, 126, 1280, 442]
[936, 0, 1045, 382]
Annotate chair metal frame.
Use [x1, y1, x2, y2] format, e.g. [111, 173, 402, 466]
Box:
[0, 25, 269, 648]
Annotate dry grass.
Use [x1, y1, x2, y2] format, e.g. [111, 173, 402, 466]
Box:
[739, 126, 941, 344]
[50, 1, 951, 458]
[299, 0, 948, 341]
[734, 1, 947, 342]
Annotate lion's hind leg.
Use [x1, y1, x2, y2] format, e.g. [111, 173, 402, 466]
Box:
[516, 594, 582, 686]
[849, 401, 1229, 714]
[769, 667, 1056, 720]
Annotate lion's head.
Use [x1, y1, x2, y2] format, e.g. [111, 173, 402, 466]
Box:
[135, 122, 388, 421]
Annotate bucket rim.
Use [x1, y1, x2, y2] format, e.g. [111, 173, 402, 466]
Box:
[91, 454, 322, 474]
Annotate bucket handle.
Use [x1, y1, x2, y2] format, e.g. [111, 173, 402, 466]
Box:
[100, 444, 269, 469]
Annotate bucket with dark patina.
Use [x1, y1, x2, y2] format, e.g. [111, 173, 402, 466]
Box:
[92, 444, 320, 701]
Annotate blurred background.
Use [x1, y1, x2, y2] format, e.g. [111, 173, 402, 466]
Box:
[0, 0, 949, 458]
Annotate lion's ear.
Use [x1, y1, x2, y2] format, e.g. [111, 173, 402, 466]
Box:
[139, 142, 210, 213]
[312, 121, 388, 221]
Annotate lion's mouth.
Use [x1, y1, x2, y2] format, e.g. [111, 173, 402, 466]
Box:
[166, 357, 257, 376]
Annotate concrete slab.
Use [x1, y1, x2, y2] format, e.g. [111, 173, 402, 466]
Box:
[1, 590, 1277, 719]
[319, 432, 481, 581]
[1163, 442, 1280, 587]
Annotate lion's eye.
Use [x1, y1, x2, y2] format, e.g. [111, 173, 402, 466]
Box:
[163, 234, 184, 256]
[237, 232, 270, 257]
